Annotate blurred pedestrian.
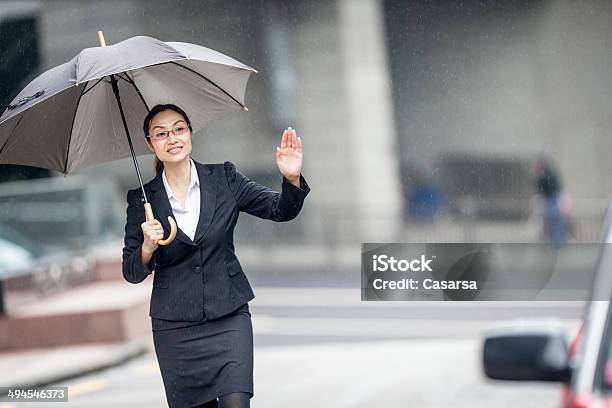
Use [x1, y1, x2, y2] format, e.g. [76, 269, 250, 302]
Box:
[534, 157, 568, 246]
[122, 104, 310, 408]
[407, 180, 445, 223]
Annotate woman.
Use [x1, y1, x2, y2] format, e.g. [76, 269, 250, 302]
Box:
[121, 104, 310, 408]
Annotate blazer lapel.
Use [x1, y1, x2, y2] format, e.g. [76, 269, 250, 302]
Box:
[147, 174, 194, 246]
[193, 160, 217, 244]
[145, 160, 218, 246]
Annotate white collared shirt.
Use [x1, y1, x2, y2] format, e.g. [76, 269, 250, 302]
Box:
[162, 158, 201, 241]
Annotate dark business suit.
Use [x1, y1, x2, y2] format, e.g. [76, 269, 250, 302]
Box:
[121, 159, 309, 408]
[122, 159, 310, 319]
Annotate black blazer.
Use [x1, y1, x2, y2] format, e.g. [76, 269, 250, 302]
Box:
[122, 160, 310, 320]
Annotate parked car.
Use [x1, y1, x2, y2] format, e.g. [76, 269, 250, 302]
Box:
[0, 224, 45, 274]
[0, 224, 96, 314]
[482, 205, 612, 407]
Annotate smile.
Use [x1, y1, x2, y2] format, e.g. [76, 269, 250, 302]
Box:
[167, 146, 183, 154]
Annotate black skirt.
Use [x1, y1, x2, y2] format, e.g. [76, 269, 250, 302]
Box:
[152, 304, 253, 408]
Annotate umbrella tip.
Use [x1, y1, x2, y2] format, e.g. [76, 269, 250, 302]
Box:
[97, 31, 107, 47]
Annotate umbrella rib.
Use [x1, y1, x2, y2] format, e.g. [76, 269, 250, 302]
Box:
[81, 77, 106, 97]
[118, 73, 150, 112]
[0, 115, 24, 157]
[63, 84, 87, 174]
[168, 61, 246, 109]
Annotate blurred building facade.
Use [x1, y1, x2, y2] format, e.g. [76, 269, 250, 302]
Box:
[386, 0, 612, 222]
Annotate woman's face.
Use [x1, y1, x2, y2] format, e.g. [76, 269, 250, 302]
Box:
[146, 110, 193, 164]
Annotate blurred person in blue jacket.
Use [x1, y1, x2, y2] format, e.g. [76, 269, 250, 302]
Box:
[408, 180, 445, 223]
[534, 157, 569, 246]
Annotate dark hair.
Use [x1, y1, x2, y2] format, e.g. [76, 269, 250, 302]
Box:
[143, 104, 193, 176]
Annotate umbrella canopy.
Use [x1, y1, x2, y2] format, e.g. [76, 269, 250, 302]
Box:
[0, 35, 257, 174]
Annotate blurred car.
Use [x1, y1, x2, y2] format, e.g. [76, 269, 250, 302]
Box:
[481, 204, 612, 407]
[0, 223, 96, 303]
[0, 224, 45, 274]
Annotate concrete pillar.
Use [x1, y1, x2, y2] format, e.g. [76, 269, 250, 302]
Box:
[294, 0, 402, 244]
[337, 0, 403, 241]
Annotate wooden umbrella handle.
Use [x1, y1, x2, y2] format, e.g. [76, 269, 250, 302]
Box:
[98, 31, 107, 47]
[143, 203, 177, 246]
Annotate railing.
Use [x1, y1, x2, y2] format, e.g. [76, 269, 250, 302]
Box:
[232, 197, 610, 246]
[0, 175, 607, 250]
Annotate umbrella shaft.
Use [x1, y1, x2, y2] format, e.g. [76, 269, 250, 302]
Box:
[110, 74, 149, 203]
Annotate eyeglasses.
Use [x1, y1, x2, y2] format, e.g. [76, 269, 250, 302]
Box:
[148, 123, 190, 141]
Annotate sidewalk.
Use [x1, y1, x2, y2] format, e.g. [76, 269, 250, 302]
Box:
[0, 279, 152, 350]
[0, 338, 151, 389]
[0, 277, 154, 390]
[0, 243, 155, 390]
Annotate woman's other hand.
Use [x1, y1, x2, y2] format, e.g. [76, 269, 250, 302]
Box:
[276, 127, 302, 187]
[141, 219, 163, 253]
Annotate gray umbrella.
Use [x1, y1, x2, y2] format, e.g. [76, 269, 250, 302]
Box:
[0, 32, 257, 245]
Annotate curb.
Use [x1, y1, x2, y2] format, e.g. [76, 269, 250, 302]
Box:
[3, 339, 150, 391]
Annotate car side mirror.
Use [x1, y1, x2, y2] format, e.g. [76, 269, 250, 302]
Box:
[482, 321, 571, 383]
